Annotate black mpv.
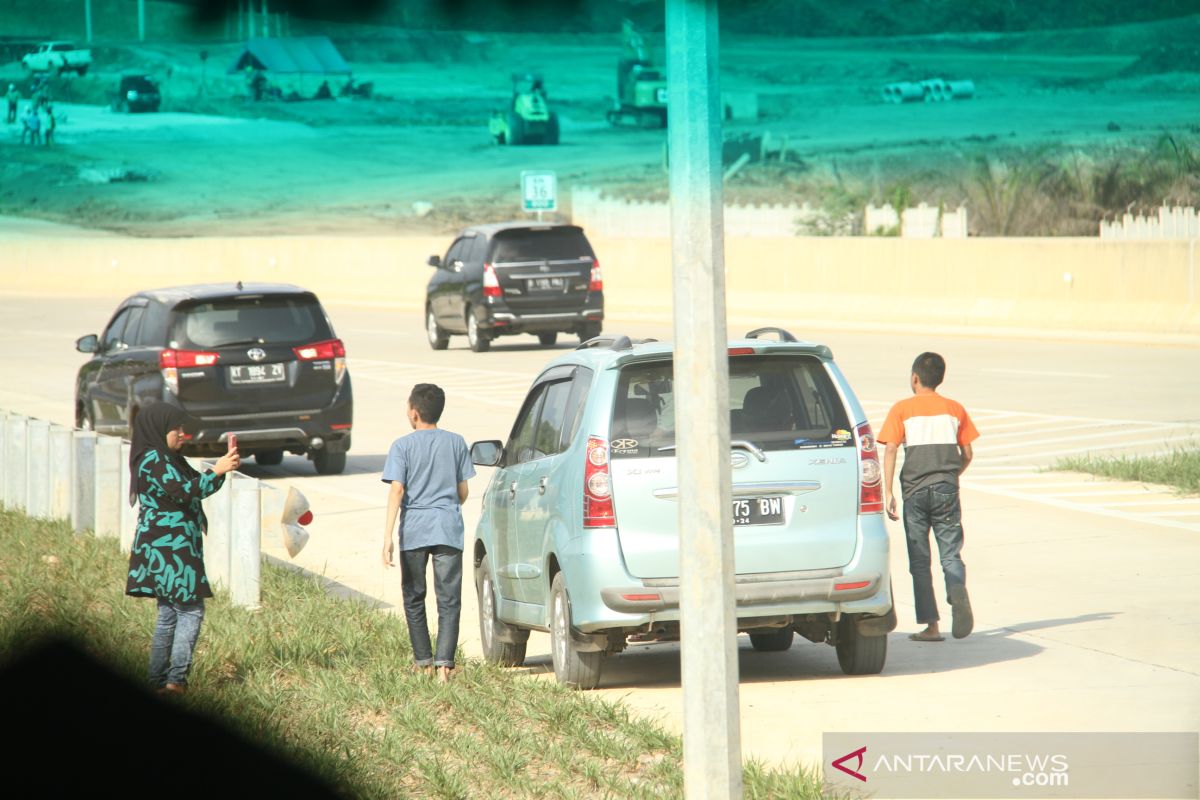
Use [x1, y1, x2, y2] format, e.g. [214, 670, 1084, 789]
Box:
[74, 283, 352, 474]
[424, 222, 604, 353]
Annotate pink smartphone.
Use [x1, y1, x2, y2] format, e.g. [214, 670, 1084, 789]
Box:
[228, 434, 238, 452]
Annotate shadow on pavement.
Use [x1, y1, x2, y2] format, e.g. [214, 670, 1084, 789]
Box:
[522, 612, 1119, 689]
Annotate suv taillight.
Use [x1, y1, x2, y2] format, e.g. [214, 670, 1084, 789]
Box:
[160, 349, 218, 394]
[483, 263, 502, 298]
[583, 436, 615, 527]
[856, 422, 883, 514]
[589, 259, 603, 292]
[293, 338, 347, 384]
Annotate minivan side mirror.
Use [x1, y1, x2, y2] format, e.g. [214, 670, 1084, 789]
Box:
[427, 254, 442, 268]
[75, 334, 98, 354]
[470, 440, 504, 467]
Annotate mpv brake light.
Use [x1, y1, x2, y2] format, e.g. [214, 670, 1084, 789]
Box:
[583, 436, 615, 527]
[160, 349, 219, 394]
[483, 263, 502, 298]
[856, 422, 883, 514]
[293, 339, 347, 384]
[589, 259, 603, 293]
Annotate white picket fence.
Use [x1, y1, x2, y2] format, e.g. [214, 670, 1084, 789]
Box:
[571, 187, 831, 237]
[864, 202, 968, 238]
[0, 409, 275, 609]
[1099, 207, 1200, 240]
[571, 188, 969, 238]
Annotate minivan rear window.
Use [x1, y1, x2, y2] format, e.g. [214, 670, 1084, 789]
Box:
[490, 228, 594, 263]
[610, 355, 853, 458]
[172, 296, 331, 349]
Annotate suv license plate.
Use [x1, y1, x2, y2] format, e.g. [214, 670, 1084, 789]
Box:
[527, 277, 566, 292]
[228, 363, 285, 384]
[733, 496, 784, 526]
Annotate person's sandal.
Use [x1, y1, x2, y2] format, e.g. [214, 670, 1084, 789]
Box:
[949, 585, 974, 639]
[437, 666, 452, 684]
[908, 631, 944, 642]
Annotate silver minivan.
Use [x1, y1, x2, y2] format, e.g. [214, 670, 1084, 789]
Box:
[469, 329, 895, 689]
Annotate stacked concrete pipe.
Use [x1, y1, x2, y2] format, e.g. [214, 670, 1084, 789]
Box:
[882, 78, 974, 103]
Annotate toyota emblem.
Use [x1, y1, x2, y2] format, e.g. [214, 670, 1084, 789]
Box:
[247, 347, 267, 362]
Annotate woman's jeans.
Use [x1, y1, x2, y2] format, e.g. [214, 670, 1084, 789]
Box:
[149, 598, 205, 688]
[903, 483, 967, 625]
[399, 545, 462, 668]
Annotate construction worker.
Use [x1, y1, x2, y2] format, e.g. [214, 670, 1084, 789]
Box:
[5, 83, 18, 124]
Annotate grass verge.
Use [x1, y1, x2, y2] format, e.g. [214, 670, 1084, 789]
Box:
[1051, 447, 1200, 494]
[0, 509, 837, 799]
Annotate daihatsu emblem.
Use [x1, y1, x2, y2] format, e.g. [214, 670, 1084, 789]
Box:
[731, 452, 749, 469]
[247, 348, 267, 362]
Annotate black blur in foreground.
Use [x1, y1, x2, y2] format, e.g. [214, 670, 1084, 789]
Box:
[0, 637, 342, 798]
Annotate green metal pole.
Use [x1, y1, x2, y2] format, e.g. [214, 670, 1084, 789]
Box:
[665, 0, 743, 797]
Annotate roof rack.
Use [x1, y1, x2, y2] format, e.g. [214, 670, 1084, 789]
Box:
[576, 335, 659, 352]
[744, 327, 797, 343]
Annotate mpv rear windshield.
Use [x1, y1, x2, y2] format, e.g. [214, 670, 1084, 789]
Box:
[490, 228, 594, 263]
[610, 355, 853, 458]
[171, 296, 331, 349]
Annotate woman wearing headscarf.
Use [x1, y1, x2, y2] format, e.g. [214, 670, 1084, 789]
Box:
[125, 403, 239, 694]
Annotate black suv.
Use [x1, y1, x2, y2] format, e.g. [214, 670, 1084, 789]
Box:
[424, 222, 604, 352]
[74, 283, 353, 474]
[117, 74, 161, 112]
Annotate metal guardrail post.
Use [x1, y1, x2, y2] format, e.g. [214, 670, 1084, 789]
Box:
[6, 415, 29, 513]
[119, 442, 135, 552]
[49, 424, 74, 521]
[93, 435, 123, 539]
[229, 473, 261, 609]
[72, 430, 97, 533]
[27, 420, 51, 518]
[203, 463, 233, 592]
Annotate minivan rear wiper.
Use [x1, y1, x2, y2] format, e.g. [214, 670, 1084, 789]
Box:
[211, 337, 265, 347]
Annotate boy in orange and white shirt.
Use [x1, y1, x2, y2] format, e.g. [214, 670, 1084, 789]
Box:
[879, 352, 979, 642]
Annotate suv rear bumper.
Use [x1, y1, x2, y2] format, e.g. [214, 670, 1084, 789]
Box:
[168, 388, 352, 457]
[600, 571, 882, 614]
[481, 297, 603, 335]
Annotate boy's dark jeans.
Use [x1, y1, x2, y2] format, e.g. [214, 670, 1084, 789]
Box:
[903, 482, 967, 625]
[399, 544, 462, 668]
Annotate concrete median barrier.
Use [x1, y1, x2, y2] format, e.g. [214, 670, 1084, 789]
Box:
[0, 407, 282, 610]
[1, 234, 1197, 338]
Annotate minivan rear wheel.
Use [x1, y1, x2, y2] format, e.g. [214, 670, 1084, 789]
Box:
[312, 449, 346, 475]
[466, 309, 490, 353]
[255, 449, 284, 466]
[477, 554, 527, 667]
[550, 573, 603, 689]
[835, 615, 887, 675]
[537, 332, 558, 347]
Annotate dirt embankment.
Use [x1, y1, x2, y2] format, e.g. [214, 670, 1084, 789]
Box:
[1, 16, 1198, 237]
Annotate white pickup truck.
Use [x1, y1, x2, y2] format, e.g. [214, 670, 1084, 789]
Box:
[21, 42, 92, 75]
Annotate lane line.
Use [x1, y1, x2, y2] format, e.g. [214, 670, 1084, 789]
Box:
[982, 420, 1157, 440]
[981, 425, 1171, 452]
[983, 368, 1111, 379]
[962, 483, 1200, 533]
[979, 436, 1193, 463]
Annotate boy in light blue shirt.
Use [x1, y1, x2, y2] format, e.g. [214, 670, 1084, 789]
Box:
[381, 383, 475, 682]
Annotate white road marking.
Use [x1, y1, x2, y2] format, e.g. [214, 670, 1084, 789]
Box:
[983, 368, 1111, 379]
[980, 425, 1170, 451]
[983, 419, 1157, 439]
[958, 482, 1200, 533]
[980, 436, 1191, 463]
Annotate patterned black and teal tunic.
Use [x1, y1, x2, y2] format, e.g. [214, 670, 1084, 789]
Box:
[125, 449, 225, 603]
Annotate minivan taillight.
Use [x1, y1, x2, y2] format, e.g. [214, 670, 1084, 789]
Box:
[856, 422, 883, 514]
[293, 338, 347, 384]
[583, 436, 615, 527]
[589, 259, 603, 292]
[483, 263, 502, 298]
[160, 349, 219, 394]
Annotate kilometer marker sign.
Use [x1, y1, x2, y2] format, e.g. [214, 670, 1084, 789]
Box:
[521, 170, 557, 213]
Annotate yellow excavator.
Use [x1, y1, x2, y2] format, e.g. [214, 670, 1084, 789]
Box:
[489, 72, 560, 145]
[606, 18, 668, 128]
